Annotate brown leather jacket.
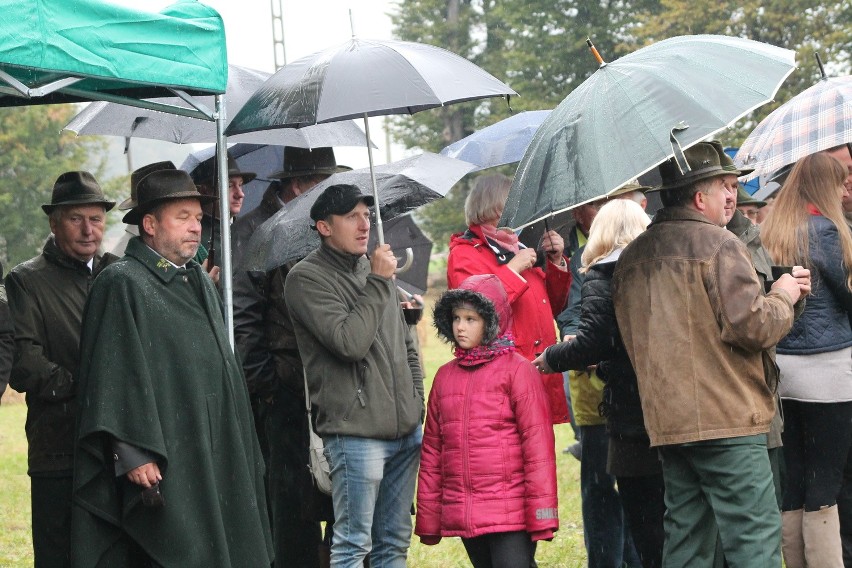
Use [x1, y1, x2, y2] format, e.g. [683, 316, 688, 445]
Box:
[612, 207, 795, 447]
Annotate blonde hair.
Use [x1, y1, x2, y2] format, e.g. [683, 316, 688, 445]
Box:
[580, 200, 650, 272]
[465, 174, 511, 226]
[762, 152, 852, 290]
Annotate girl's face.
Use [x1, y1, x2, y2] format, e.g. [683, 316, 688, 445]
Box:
[452, 306, 486, 349]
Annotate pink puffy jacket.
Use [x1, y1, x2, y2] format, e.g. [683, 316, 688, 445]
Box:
[415, 276, 558, 543]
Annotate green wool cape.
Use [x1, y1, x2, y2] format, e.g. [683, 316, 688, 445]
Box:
[72, 237, 272, 567]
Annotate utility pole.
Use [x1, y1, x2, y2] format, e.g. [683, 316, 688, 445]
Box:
[270, 0, 286, 70]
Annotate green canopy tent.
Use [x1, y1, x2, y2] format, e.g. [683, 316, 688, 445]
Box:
[0, 0, 240, 345]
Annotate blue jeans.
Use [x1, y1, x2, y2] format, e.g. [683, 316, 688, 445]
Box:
[323, 426, 422, 568]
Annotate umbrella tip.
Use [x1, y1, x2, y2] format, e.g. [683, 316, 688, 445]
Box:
[814, 52, 827, 80]
[586, 38, 606, 66]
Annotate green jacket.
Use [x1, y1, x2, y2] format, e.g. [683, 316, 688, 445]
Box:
[4, 236, 115, 473]
[284, 242, 424, 440]
[72, 237, 272, 567]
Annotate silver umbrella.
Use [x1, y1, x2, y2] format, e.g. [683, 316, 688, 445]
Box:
[226, 37, 515, 244]
[240, 152, 475, 272]
[64, 64, 372, 148]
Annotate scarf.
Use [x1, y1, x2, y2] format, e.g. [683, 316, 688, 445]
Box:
[454, 332, 516, 367]
[476, 223, 521, 254]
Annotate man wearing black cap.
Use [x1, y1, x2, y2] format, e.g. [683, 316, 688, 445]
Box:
[232, 147, 348, 566]
[612, 142, 810, 566]
[284, 184, 424, 568]
[5, 171, 116, 566]
[72, 170, 273, 567]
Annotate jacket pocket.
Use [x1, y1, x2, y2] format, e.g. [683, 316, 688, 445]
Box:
[343, 361, 367, 421]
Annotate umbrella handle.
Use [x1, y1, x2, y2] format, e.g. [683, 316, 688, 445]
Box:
[395, 247, 414, 274]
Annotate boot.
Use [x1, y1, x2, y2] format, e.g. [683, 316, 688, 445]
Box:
[782, 509, 805, 568]
[803, 505, 843, 568]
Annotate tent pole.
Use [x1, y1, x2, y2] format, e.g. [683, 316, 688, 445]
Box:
[214, 94, 235, 349]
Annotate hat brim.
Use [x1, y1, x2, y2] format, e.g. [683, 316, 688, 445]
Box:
[122, 193, 217, 224]
[42, 198, 116, 214]
[269, 166, 346, 180]
[651, 166, 729, 193]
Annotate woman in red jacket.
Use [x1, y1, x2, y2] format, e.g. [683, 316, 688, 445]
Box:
[416, 274, 558, 568]
[447, 174, 571, 424]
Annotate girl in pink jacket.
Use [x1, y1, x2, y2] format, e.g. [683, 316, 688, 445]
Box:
[416, 274, 558, 568]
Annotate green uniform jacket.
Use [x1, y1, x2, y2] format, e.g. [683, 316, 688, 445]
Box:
[4, 236, 115, 473]
[284, 242, 424, 440]
[72, 237, 272, 568]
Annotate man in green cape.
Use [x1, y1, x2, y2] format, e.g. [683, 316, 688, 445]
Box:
[72, 170, 273, 567]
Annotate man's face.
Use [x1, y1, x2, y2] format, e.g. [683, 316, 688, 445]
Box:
[317, 201, 372, 256]
[825, 147, 852, 213]
[197, 175, 245, 217]
[572, 200, 604, 234]
[143, 198, 203, 265]
[698, 177, 733, 227]
[738, 205, 760, 223]
[721, 174, 739, 224]
[49, 204, 106, 262]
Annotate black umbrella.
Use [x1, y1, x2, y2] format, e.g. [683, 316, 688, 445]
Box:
[368, 215, 432, 296]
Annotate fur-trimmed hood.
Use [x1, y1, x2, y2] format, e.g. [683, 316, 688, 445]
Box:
[433, 274, 512, 345]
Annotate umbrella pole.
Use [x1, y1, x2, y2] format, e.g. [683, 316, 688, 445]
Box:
[364, 114, 384, 245]
[215, 93, 235, 349]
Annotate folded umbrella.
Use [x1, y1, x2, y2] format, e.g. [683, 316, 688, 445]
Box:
[240, 152, 474, 272]
[735, 74, 852, 179]
[500, 35, 796, 234]
[440, 110, 551, 171]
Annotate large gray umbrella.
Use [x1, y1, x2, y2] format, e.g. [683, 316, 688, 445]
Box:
[241, 152, 474, 272]
[64, 64, 371, 148]
[501, 35, 796, 232]
[226, 38, 515, 244]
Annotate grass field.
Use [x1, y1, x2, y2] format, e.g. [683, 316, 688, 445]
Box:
[0, 291, 588, 567]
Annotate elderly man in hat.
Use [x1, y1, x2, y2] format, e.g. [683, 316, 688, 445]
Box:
[4, 171, 116, 566]
[231, 146, 347, 567]
[190, 152, 256, 268]
[612, 142, 811, 566]
[72, 170, 273, 567]
[284, 184, 424, 568]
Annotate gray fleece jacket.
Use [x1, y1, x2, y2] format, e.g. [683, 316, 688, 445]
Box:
[284, 242, 424, 439]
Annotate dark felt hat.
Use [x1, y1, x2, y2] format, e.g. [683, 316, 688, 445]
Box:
[270, 146, 350, 179]
[656, 142, 729, 192]
[42, 171, 115, 214]
[190, 153, 256, 185]
[122, 170, 216, 224]
[709, 140, 754, 177]
[737, 185, 767, 208]
[310, 184, 374, 224]
[118, 161, 176, 210]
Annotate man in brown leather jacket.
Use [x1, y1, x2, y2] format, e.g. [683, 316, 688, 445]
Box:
[613, 142, 810, 567]
[5, 172, 115, 567]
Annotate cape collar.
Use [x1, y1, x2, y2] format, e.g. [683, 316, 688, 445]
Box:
[125, 236, 200, 283]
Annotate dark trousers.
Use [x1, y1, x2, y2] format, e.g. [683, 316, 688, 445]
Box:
[617, 473, 666, 568]
[462, 531, 534, 568]
[31, 474, 72, 568]
[579, 425, 641, 568]
[840, 448, 852, 567]
[781, 399, 852, 512]
[266, 390, 324, 568]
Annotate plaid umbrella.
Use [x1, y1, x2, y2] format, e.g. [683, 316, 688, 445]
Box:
[735, 75, 852, 179]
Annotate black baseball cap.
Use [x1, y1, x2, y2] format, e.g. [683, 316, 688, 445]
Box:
[309, 184, 375, 224]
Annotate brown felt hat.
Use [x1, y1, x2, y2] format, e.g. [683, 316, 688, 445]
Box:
[118, 161, 176, 210]
[737, 185, 766, 208]
[122, 170, 216, 224]
[655, 142, 729, 192]
[190, 153, 256, 186]
[270, 146, 350, 179]
[609, 179, 652, 198]
[42, 171, 115, 214]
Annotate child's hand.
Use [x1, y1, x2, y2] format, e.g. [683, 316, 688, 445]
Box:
[533, 351, 554, 374]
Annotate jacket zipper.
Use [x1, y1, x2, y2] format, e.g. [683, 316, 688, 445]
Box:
[343, 362, 367, 421]
[462, 368, 473, 531]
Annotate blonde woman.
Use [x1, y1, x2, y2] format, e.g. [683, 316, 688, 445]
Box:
[534, 199, 663, 568]
[761, 152, 852, 567]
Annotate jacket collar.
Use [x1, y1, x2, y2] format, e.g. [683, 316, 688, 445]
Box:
[651, 206, 719, 228]
[317, 241, 364, 272]
[725, 209, 759, 243]
[42, 234, 101, 273]
[125, 236, 199, 283]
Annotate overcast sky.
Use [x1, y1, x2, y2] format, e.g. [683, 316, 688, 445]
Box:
[109, 0, 405, 168]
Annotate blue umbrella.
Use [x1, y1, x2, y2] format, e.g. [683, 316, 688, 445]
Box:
[440, 110, 551, 171]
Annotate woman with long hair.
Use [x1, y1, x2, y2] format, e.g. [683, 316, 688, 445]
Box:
[761, 152, 852, 567]
[535, 199, 664, 567]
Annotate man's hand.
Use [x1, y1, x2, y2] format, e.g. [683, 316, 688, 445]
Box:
[370, 244, 397, 279]
[771, 273, 803, 305]
[507, 248, 537, 274]
[127, 462, 162, 488]
[540, 230, 565, 263]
